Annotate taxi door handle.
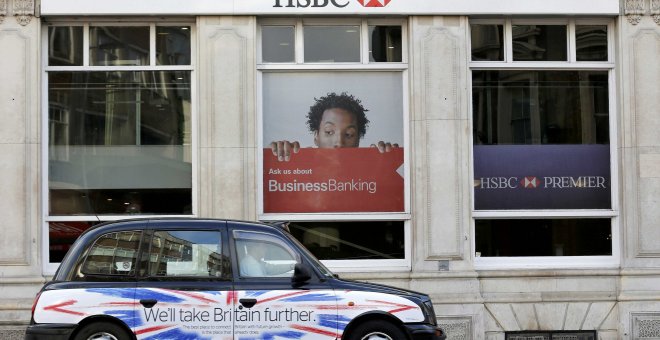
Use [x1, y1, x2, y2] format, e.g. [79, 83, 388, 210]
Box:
[140, 299, 158, 308]
[239, 298, 257, 308]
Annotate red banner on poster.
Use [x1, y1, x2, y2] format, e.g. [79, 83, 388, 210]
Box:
[263, 148, 404, 213]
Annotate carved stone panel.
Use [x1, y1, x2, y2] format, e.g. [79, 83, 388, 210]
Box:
[632, 313, 660, 339]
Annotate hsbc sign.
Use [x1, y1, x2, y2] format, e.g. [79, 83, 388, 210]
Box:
[473, 145, 611, 210]
[40, 0, 620, 16]
[274, 0, 390, 8]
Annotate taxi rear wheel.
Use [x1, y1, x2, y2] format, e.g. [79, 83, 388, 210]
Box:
[73, 321, 132, 340]
[348, 320, 407, 340]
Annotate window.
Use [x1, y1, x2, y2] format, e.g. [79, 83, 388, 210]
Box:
[234, 231, 297, 278]
[44, 21, 194, 271]
[81, 231, 142, 276]
[258, 18, 409, 271]
[470, 19, 617, 268]
[149, 230, 226, 278]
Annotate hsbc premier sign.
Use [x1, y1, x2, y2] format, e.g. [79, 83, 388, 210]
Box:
[473, 145, 611, 210]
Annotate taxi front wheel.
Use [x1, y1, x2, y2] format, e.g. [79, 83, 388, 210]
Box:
[348, 320, 407, 340]
[73, 321, 132, 340]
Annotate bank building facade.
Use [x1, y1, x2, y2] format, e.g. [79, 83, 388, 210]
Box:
[1, 0, 660, 339]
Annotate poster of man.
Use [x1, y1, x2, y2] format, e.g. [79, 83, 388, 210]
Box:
[262, 71, 405, 213]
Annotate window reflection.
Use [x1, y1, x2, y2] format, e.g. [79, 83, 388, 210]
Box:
[49, 221, 99, 263]
[156, 26, 191, 65]
[48, 26, 83, 66]
[149, 231, 226, 278]
[82, 231, 142, 275]
[476, 219, 612, 257]
[369, 26, 402, 62]
[304, 26, 360, 62]
[262, 26, 295, 63]
[576, 25, 608, 61]
[472, 71, 609, 145]
[288, 221, 404, 260]
[48, 71, 192, 215]
[471, 24, 504, 61]
[512, 25, 567, 61]
[90, 26, 149, 66]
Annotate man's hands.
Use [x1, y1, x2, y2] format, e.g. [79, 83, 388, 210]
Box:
[370, 141, 400, 153]
[270, 140, 300, 162]
[269, 140, 399, 161]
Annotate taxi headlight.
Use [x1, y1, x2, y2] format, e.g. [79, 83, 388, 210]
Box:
[423, 300, 438, 326]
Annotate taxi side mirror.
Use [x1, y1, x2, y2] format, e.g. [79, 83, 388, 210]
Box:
[291, 262, 312, 288]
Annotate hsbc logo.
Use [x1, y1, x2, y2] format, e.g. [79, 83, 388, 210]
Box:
[521, 176, 540, 189]
[358, 0, 391, 7]
[274, 0, 391, 8]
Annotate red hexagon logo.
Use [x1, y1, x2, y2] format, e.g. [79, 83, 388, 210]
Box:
[358, 0, 391, 7]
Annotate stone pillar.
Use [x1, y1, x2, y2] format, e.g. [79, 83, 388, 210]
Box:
[408, 16, 482, 339]
[197, 16, 258, 221]
[0, 0, 45, 337]
[619, 0, 660, 339]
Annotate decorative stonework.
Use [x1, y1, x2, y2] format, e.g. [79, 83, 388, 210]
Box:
[626, 0, 646, 25]
[13, 0, 34, 26]
[438, 318, 471, 340]
[0, 0, 7, 24]
[651, 0, 660, 25]
[632, 313, 660, 338]
[626, 0, 660, 25]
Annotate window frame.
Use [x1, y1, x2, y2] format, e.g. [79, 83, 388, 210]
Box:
[468, 18, 619, 269]
[256, 18, 412, 273]
[41, 18, 198, 275]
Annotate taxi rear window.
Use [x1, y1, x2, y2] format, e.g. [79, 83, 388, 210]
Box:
[81, 231, 142, 276]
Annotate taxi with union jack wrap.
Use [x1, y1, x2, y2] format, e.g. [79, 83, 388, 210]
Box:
[26, 218, 446, 340]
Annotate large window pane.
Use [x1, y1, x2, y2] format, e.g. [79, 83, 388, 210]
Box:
[304, 26, 360, 62]
[476, 219, 612, 257]
[156, 26, 191, 65]
[288, 221, 404, 260]
[512, 25, 567, 61]
[90, 26, 149, 66]
[48, 26, 83, 66]
[473, 70, 609, 145]
[262, 26, 295, 63]
[471, 24, 504, 61]
[48, 71, 192, 215]
[472, 71, 611, 210]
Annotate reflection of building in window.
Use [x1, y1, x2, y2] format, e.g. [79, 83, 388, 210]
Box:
[82, 231, 141, 275]
[149, 231, 225, 277]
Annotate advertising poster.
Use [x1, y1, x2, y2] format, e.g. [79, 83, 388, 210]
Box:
[474, 144, 611, 210]
[262, 72, 404, 213]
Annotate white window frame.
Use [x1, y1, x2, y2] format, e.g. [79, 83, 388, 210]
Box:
[257, 18, 411, 272]
[468, 18, 619, 269]
[41, 18, 198, 275]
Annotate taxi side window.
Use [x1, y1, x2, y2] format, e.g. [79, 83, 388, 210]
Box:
[149, 230, 226, 278]
[81, 231, 142, 276]
[234, 231, 297, 278]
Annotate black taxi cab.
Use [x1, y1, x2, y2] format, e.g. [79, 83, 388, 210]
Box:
[26, 218, 446, 340]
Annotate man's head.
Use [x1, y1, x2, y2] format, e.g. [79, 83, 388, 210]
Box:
[306, 92, 370, 148]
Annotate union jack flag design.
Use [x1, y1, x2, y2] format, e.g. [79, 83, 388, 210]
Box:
[35, 288, 423, 339]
